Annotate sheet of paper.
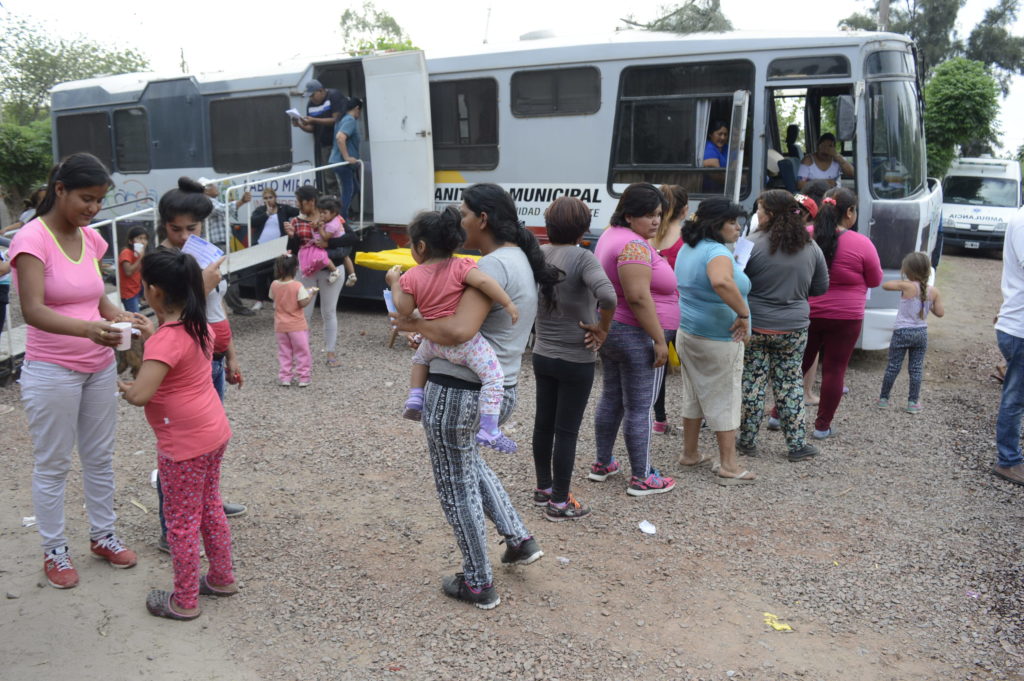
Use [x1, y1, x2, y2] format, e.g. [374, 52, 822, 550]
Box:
[181, 234, 224, 269]
[866, 287, 872, 301]
[285, 108, 303, 120]
[733, 236, 755, 270]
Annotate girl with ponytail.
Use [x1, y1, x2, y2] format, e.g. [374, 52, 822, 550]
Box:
[118, 249, 237, 620]
[802, 187, 883, 439]
[390, 183, 550, 609]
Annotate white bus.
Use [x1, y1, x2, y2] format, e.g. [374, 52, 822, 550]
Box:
[49, 29, 941, 349]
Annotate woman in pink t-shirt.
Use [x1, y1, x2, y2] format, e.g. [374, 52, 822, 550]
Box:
[119, 249, 236, 620]
[10, 153, 138, 589]
[802, 187, 883, 439]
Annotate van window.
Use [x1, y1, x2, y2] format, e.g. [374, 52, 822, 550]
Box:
[511, 67, 600, 116]
[113, 108, 150, 172]
[430, 78, 498, 170]
[210, 95, 292, 173]
[943, 176, 1019, 208]
[56, 112, 113, 171]
[610, 60, 754, 196]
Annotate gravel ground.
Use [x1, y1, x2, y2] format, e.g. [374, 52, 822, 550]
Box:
[1, 252, 1022, 681]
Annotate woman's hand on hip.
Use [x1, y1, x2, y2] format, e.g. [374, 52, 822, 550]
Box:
[652, 340, 669, 368]
[729, 317, 750, 343]
[579, 321, 607, 351]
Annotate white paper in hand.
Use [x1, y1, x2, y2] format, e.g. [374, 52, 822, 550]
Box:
[285, 108, 303, 120]
[181, 234, 224, 269]
[733, 237, 755, 270]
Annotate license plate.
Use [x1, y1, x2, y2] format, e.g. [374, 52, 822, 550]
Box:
[965, 241, 980, 249]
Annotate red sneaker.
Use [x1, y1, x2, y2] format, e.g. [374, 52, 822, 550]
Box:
[43, 547, 79, 589]
[90, 533, 138, 569]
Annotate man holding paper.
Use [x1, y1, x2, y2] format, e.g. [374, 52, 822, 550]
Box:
[293, 80, 346, 193]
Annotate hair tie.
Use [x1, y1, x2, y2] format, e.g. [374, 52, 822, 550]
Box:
[822, 197, 837, 206]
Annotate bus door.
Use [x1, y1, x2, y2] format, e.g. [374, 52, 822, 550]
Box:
[362, 51, 434, 227]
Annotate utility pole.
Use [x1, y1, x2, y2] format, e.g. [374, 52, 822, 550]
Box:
[483, 7, 492, 44]
[879, 0, 890, 31]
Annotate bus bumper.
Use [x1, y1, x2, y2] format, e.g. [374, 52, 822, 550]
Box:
[858, 309, 897, 351]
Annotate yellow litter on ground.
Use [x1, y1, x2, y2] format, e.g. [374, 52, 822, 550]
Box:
[355, 248, 480, 272]
[763, 612, 794, 632]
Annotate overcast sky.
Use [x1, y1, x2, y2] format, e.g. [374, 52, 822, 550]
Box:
[4, 0, 1021, 154]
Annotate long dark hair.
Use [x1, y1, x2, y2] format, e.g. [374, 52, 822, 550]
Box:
[757, 189, 810, 255]
[462, 183, 559, 304]
[813, 187, 857, 267]
[157, 177, 213, 241]
[681, 198, 746, 248]
[408, 206, 465, 260]
[141, 250, 211, 356]
[36, 153, 112, 217]
[609, 183, 667, 228]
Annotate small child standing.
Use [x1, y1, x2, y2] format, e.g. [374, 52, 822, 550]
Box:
[296, 197, 346, 285]
[269, 254, 316, 387]
[877, 251, 945, 413]
[317, 196, 358, 287]
[117, 249, 237, 621]
[118, 226, 148, 312]
[385, 206, 520, 453]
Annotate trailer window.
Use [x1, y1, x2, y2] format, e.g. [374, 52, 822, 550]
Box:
[56, 112, 113, 171]
[113, 108, 150, 172]
[430, 79, 498, 170]
[511, 67, 600, 116]
[610, 60, 753, 196]
[210, 95, 292, 173]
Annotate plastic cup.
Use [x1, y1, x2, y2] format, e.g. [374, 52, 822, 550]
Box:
[113, 322, 133, 351]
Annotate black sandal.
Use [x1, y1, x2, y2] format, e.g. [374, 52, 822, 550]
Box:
[199, 575, 239, 597]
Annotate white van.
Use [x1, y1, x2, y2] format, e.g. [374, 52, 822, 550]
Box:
[941, 157, 1023, 252]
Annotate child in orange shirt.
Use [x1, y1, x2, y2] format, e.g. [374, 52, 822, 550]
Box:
[118, 226, 148, 312]
[269, 254, 316, 387]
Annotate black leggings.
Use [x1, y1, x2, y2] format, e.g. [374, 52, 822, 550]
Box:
[653, 329, 677, 422]
[532, 354, 596, 504]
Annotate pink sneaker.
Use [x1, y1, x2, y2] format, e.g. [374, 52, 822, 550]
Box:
[653, 420, 668, 434]
[627, 470, 676, 496]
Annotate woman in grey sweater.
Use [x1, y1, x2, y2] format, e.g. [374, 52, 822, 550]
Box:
[532, 197, 616, 522]
[738, 190, 829, 462]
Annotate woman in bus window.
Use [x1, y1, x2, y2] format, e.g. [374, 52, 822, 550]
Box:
[703, 121, 729, 168]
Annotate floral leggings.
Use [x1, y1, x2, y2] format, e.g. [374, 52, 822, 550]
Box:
[158, 443, 234, 610]
[739, 329, 809, 452]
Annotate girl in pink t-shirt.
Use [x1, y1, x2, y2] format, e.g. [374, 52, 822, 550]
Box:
[11, 153, 137, 590]
[118, 249, 237, 620]
[384, 206, 520, 452]
[269, 253, 317, 386]
[296, 196, 349, 284]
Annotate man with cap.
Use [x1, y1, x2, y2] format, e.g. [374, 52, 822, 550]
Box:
[294, 80, 346, 192]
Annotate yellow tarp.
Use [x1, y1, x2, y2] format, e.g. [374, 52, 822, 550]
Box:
[355, 248, 480, 272]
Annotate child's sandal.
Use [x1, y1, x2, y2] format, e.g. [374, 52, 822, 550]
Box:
[146, 589, 200, 620]
[345, 273, 358, 288]
[199, 575, 239, 597]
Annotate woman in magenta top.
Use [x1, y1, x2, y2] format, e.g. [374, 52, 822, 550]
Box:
[802, 187, 883, 438]
[9, 153, 138, 590]
[650, 184, 688, 433]
[590, 183, 677, 496]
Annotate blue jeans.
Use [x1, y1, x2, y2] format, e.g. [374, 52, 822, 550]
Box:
[333, 164, 358, 220]
[121, 293, 141, 313]
[996, 330, 1024, 468]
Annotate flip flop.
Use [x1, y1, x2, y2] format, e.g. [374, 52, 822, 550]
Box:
[325, 357, 341, 368]
[714, 470, 756, 486]
[677, 454, 714, 468]
[199, 575, 239, 597]
[146, 589, 199, 620]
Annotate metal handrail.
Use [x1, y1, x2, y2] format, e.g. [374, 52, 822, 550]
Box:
[90, 207, 158, 308]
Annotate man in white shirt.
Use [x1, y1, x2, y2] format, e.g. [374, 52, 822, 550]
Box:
[994, 205, 1024, 486]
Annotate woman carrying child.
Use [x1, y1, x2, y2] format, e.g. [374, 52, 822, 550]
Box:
[270, 253, 317, 387]
[119, 249, 237, 620]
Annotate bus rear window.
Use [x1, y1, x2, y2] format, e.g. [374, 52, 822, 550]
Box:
[210, 95, 292, 173]
[56, 112, 113, 171]
[113, 108, 150, 173]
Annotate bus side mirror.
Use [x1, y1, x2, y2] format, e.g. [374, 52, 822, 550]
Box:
[837, 95, 856, 142]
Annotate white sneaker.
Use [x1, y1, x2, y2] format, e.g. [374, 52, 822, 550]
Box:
[250, 302, 262, 312]
[298, 381, 311, 388]
[327, 269, 341, 284]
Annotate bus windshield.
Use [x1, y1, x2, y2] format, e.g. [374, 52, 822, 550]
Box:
[868, 80, 926, 199]
[942, 176, 1020, 208]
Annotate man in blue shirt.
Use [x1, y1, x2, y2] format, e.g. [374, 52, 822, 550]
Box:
[329, 97, 363, 222]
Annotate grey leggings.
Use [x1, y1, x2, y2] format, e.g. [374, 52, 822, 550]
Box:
[423, 379, 529, 590]
[879, 326, 929, 403]
[594, 321, 663, 478]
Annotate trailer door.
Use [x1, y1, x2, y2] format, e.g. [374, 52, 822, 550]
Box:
[363, 51, 434, 226]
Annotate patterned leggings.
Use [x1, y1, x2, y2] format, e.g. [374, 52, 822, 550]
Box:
[879, 326, 929, 403]
[739, 329, 808, 452]
[414, 333, 504, 415]
[423, 381, 528, 589]
[158, 443, 234, 611]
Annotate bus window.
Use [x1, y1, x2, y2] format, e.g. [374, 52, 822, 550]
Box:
[868, 80, 926, 199]
[430, 78, 498, 170]
[209, 95, 292, 173]
[113, 108, 150, 173]
[768, 56, 849, 80]
[610, 60, 754, 196]
[511, 67, 600, 117]
[56, 112, 113, 171]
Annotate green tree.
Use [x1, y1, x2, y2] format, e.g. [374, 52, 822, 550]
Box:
[923, 58, 1000, 176]
[339, 2, 416, 55]
[965, 0, 1024, 94]
[0, 119, 52, 212]
[0, 16, 149, 126]
[621, 0, 733, 34]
